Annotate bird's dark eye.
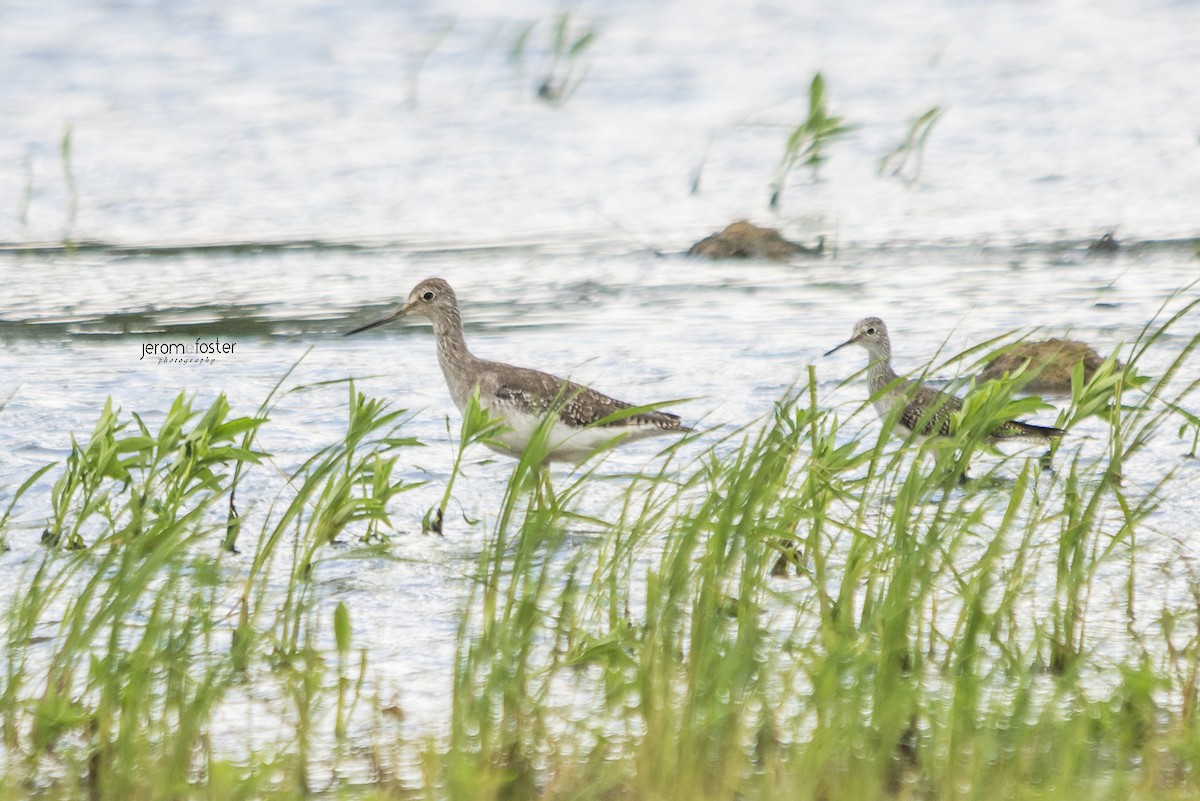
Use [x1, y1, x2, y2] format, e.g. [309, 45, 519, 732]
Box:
[866, 327, 877, 335]
[422, 291, 435, 301]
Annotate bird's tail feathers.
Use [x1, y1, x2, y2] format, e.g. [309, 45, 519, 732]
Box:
[1000, 420, 1065, 439]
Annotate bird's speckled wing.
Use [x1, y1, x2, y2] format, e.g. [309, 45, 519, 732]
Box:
[482, 362, 689, 431]
[898, 383, 962, 437]
[899, 381, 1063, 441]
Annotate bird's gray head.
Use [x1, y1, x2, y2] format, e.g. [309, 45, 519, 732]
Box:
[824, 317, 891, 360]
[402, 278, 458, 321]
[345, 277, 459, 335]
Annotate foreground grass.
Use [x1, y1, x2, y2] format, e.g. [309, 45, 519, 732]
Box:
[0, 304, 1198, 800]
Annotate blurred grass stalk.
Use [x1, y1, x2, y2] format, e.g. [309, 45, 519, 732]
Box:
[61, 124, 77, 244]
[0, 300, 1198, 799]
[879, 106, 945, 185]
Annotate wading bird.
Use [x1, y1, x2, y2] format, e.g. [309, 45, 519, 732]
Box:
[345, 277, 692, 464]
[825, 317, 1064, 443]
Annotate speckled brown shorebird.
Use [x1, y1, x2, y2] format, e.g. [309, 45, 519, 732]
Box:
[345, 277, 692, 463]
[825, 317, 1064, 442]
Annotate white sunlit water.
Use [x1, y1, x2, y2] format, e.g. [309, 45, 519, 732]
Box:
[0, 0, 1198, 245]
[0, 0, 1198, 773]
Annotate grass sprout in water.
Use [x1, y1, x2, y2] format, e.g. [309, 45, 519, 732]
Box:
[878, 106, 945, 185]
[40, 393, 267, 551]
[0, 303, 1198, 798]
[510, 10, 599, 105]
[769, 73, 852, 209]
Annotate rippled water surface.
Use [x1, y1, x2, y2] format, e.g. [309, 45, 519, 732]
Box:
[0, 0, 1198, 748]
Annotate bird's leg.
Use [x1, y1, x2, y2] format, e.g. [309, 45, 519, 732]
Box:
[929, 446, 972, 487]
[771, 538, 803, 577]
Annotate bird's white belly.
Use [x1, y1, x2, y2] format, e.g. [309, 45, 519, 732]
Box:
[485, 406, 654, 463]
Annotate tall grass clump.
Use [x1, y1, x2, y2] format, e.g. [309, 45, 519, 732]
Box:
[230, 382, 424, 790]
[0, 384, 427, 799]
[2, 393, 267, 797]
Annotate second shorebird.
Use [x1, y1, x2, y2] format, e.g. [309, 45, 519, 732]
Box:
[345, 277, 692, 463]
[825, 317, 1064, 442]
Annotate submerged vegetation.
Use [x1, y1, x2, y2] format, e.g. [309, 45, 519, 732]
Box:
[0, 304, 1198, 800]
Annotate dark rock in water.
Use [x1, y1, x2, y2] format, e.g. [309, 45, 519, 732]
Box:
[1087, 232, 1120, 253]
[979, 338, 1117, 394]
[688, 220, 822, 260]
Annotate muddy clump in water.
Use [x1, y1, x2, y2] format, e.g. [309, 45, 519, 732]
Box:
[979, 338, 1118, 394]
[688, 220, 822, 260]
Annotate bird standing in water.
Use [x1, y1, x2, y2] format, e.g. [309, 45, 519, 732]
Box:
[825, 317, 1064, 443]
[345, 277, 692, 463]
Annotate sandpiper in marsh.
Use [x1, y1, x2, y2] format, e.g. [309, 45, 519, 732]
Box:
[345, 277, 692, 463]
[824, 317, 1064, 442]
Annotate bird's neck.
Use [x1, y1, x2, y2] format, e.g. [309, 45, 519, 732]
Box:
[431, 308, 478, 408]
[866, 348, 898, 395]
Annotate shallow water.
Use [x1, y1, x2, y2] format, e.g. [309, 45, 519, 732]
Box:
[0, 0, 1198, 759]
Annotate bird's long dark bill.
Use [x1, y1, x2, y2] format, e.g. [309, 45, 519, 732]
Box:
[344, 308, 406, 336]
[823, 338, 856, 357]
